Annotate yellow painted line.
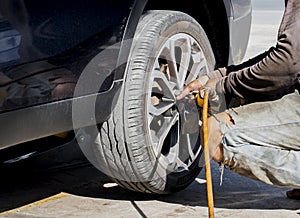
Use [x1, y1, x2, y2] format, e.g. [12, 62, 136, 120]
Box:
[0, 192, 70, 216]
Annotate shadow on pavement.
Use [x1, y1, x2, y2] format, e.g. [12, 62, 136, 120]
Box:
[0, 150, 299, 213]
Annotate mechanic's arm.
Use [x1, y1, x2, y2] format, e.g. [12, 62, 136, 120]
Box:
[218, 1, 300, 100]
[219, 35, 299, 100]
[179, 1, 300, 101]
[176, 50, 270, 100]
[207, 50, 270, 79]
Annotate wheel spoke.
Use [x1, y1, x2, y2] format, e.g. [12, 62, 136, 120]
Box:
[176, 37, 192, 89]
[149, 70, 176, 117]
[161, 40, 180, 89]
[148, 102, 174, 117]
[161, 37, 193, 90]
[152, 70, 176, 99]
[153, 112, 179, 157]
[179, 134, 196, 163]
[185, 57, 207, 85]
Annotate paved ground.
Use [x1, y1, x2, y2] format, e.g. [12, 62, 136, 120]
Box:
[0, 160, 299, 218]
[0, 9, 299, 218]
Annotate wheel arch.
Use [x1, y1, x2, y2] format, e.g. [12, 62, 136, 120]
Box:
[144, 0, 230, 68]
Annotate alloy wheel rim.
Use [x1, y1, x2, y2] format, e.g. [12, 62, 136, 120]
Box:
[147, 33, 209, 172]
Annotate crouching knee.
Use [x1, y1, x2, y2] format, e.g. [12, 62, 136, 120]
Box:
[205, 112, 233, 163]
[205, 115, 223, 163]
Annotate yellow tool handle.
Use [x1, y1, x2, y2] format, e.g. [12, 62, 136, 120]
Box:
[195, 93, 204, 107]
[202, 90, 215, 218]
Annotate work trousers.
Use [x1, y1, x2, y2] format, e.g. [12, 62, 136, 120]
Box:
[220, 90, 300, 188]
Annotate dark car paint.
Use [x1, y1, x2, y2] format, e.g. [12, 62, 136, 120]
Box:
[0, 0, 145, 148]
[0, 0, 134, 64]
[0, 0, 251, 149]
[0, 0, 137, 111]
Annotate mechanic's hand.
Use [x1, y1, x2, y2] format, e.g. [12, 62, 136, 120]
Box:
[176, 75, 209, 100]
[203, 78, 220, 94]
[205, 77, 226, 114]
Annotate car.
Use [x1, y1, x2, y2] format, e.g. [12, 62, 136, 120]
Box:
[0, 0, 252, 194]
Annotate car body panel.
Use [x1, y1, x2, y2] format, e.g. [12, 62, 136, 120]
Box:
[0, 80, 122, 149]
[224, 0, 252, 64]
[0, 0, 252, 149]
[0, 0, 134, 65]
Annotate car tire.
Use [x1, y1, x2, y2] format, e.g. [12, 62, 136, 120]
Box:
[93, 10, 215, 194]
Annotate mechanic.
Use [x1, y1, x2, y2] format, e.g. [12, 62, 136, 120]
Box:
[177, 0, 300, 199]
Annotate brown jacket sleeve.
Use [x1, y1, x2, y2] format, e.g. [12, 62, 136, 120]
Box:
[218, 0, 300, 100]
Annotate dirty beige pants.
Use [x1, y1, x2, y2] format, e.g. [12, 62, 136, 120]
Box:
[219, 90, 300, 188]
